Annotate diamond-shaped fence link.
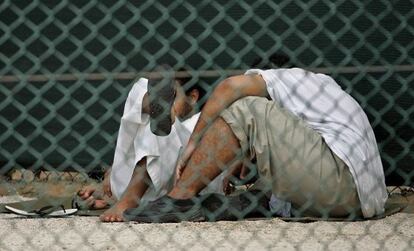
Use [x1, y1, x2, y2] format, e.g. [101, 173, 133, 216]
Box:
[0, 0, 413, 250]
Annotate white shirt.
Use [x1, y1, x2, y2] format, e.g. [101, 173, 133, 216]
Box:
[111, 78, 224, 201]
[245, 68, 387, 218]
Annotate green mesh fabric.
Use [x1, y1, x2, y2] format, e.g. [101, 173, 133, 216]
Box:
[0, 0, 413, 185]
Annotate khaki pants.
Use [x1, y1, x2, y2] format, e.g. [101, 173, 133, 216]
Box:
[221, 97, 361, 217]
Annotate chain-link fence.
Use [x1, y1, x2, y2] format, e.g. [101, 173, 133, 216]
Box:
[0, 0, 413, 250]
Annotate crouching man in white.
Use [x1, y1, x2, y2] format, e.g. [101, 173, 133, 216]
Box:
[79, 75, 226, 222]
[132, 67, 388, 221]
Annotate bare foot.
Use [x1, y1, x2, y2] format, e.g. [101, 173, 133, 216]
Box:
[99, 199, 137, 222]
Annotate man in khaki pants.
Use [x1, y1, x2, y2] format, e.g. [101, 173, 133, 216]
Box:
[125, 68, 387, 221]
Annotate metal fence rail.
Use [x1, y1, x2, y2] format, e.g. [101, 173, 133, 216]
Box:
[1, 0, 412, 184]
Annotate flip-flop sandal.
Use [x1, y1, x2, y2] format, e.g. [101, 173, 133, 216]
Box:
[5, 205, 77, 217]
[123, 196, 205, 223]
[148, 65, 176, 136]
[1, 193, 111, 217]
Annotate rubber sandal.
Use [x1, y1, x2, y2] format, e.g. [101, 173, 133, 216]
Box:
[123, 195, 204, 223]
[5, 205, 77, 217]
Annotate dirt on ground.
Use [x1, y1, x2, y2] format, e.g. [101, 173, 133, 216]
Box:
[0, 170, 97, 198]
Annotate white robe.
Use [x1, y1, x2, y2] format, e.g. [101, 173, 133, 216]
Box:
[110, 78, 225, 201]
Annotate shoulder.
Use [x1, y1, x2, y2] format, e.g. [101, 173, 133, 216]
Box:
[220, 74, 267, 97]
[226, 74, 265, 85]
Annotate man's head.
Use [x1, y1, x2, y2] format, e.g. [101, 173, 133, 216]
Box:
[147, 66, 207, 136]
[172, 68, 206, 121]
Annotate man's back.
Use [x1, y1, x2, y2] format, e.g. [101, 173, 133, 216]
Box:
[245, 68, 387, 217]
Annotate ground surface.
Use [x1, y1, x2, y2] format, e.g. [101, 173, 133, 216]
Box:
[0, 203, 413, 251]
[0, 176, 413, 250]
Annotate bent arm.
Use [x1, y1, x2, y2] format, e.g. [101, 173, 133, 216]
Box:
[175, 74, 268, 181]
[190, 74, 268, 144]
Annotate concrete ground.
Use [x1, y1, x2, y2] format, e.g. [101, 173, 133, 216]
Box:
[0, 176, 413, 251]
[0, 195, 413, 251]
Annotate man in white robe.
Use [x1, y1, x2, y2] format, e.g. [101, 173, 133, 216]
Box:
[79, 76, 226, 222]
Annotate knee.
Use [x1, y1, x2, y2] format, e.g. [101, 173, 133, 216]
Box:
[205, 117, 239, 147]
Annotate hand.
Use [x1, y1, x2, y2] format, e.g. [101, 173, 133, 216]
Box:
[78, 185, 96, 200]
[77, 186, 110, 210]
[222, 163, 248, 195]
[174, 141, 196, 185]
[77, 185, 99, 209]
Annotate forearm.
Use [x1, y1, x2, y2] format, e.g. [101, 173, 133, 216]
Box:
[174, 74, 267, 176]
[191, 81, 240, 142]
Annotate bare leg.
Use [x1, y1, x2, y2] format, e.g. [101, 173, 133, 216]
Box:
[169, 117, 243, 200]
[100, 158, 151, 222]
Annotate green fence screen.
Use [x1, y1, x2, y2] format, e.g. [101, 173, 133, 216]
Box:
[0, 0, 413, 185]
[1, 1, 414, 250]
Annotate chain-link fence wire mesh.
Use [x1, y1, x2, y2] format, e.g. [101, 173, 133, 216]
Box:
[0, 0, 413, 184]
[0, 0, 413, 248]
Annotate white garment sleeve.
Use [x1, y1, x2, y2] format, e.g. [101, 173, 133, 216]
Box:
[110, 78, 150, 199]
[121, 78, 149, 124]
[245, 68, 282, 103]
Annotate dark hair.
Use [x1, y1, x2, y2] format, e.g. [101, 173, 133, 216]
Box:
[175, 67, 207, 109]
